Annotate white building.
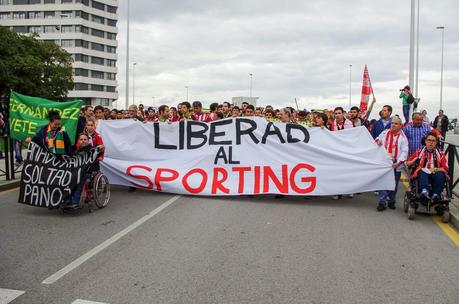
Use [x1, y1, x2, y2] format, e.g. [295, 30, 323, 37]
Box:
[0, 0, 118, 107]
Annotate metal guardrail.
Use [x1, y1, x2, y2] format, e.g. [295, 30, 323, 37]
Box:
[1, 135, 22, 181]
[445, 141, 459, 199]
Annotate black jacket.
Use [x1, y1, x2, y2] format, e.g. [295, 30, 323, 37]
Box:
[433, 115, 449, 134]
[32, 125, 74, 155]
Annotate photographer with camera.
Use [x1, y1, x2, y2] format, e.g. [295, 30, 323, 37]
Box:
[399, 85, 415, 124]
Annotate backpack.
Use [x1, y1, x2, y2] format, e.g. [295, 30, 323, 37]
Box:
[407, 94, 415, 104]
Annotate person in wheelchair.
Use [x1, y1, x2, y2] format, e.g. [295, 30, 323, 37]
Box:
[406, 132, 448, 202]
[65, 133, 104, 208]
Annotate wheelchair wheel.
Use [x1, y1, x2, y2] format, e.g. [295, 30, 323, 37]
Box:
[93, 173, 110, 208]
[403, 192, 410, 213]
[408, 206, 415, 220]
[441, 211, 450, 223]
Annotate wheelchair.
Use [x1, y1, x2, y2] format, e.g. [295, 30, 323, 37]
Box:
[403, 167, 451, 222]
[62, 171, 110, 213]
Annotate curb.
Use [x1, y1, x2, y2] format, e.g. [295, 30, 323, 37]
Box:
[450, 199, 459, 232]
[0, 180, 20, 192]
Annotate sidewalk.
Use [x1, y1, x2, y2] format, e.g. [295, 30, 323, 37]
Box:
[0, 149, 26, 191]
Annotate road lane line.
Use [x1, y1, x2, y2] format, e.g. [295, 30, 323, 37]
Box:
[42, 195, 182, 285]
[71, 299, 108, 304]
[0, 288, 25, 304]
[432, 216, 459, 247]
[401, 172, 459, 247]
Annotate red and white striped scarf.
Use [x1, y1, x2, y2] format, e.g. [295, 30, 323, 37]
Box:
[384, 131, 401, 161]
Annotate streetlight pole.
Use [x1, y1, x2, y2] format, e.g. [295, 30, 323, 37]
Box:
[185, 86, 189, 101]
[436, 26, 445, 110]
[125, 0, 131, 109]
[349, 64, 352, 108]
[409, 0, 415, 91]
[249, 73, 253, 97]
[414, 0, 420, 100]
[132, 62, 137, 105]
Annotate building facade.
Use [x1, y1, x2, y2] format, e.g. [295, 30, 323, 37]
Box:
[0, 0, 118, 106]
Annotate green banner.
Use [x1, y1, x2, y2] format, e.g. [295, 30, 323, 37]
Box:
[9, 91, 83, 144]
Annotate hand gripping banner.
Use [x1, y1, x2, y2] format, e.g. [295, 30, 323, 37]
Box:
[98, 118, 395, 196]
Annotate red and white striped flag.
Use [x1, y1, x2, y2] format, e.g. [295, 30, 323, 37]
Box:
[360, 65, 373, 116]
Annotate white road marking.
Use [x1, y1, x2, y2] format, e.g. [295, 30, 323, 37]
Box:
[42, 195, 182, 285]
[71, 299, 108, 304]
[0, 288, 25, 304]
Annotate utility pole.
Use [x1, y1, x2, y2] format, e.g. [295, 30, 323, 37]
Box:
[125, 0, 130, 109]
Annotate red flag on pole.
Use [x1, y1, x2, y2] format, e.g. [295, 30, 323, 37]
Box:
[360, 65, 373, 116]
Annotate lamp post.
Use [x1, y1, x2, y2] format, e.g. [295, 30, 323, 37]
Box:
[125, 0, 131, 109]
[249, 73, 253, 98]
[349, 64, 352, 108]
[414, 0, 420, 99]
[436, 26, 445, 110]
[409, 0, 415, 91]
[132, 62, 137, 105]
[185, 86, 189, 101]
[58, 13, 71, 48]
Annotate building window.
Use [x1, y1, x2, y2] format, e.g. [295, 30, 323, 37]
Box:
[106, 73, 116, 80]
[91, 84, 104, 92]
[106, 86, 116, 92]
[91, 56, 104, 65]
[94, 98, 110, 106]
[91, 15, 104, 24]
[13, 0, 40, 4]
[74, 54, 88, 63]
[0, 0, 12, 5]
[74, 68, 89, 77]
[74, 83, 88, 90]
[106, 46, 116, 53]
[43, 25, 57, 33]
[107, 5, 117, 14]
[106, 59, 116, 67]
[28, 26, 42, 33]
[92, 1, 104, 11]
[28, 0, 40, 3]
[61, 25, 73, 33]
[91, 28, 104, 38]
[12, 26, 27, 33]
[75, 11, 88, 20]
[28, 11, 42, 19]
[62, 0, 72, 3]
[76, 25, 89, 34]
[44, 11, 55, 18]
[12, 12, 26, 19]
[91, 42, 104, 51]
[44, 0, 55, 3]
[0, 13, 10, 20]
[75, 39, 89, 48]
[106, 32, 116, 40]
[91, 70, 104, 79]
[75, 0, 88, 5]
[61, 39, 74, 47]
[107, 19, 116, 27]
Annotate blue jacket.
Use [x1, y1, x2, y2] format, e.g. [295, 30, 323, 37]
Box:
[371, 117, 392, 139]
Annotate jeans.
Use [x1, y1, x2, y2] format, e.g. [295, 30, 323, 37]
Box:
[379, 170, 401, 206]
[13, 139, 22, 162]
[402, 104, 410, 124]
[70, 173, 91, 204]
[418, 171, 446, 196]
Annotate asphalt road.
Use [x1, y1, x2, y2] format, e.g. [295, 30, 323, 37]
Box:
[1, 186, 459, 304]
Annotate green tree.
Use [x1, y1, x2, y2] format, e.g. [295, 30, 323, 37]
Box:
[0, 26, 74, 101]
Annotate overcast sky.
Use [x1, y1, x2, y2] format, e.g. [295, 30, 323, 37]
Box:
[114, 0, 459, 119]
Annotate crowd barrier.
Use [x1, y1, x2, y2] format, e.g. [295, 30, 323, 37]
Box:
[1, 135, 21, 181]
[445, 141, 459, 199]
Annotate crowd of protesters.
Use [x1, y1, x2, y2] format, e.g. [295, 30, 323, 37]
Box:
[0, 86, 454, 212]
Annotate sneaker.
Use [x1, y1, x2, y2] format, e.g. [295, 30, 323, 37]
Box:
[377, 204, 386, 212]
[388, 202, 396, 209]
[432, 194, 441, 202]
[332, 195, 342, 200]
[420, 189, 430, 200]
[374, 191, 379, 196]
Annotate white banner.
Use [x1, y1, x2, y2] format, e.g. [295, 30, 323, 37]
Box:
[98, 118, 394, 196]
